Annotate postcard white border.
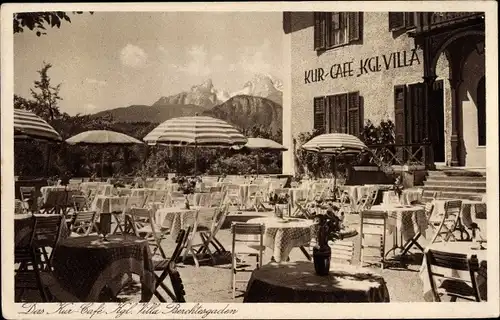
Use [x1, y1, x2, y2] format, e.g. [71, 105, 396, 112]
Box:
[2, 2, 499, 319]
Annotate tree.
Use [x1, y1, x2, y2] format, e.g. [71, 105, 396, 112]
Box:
[14, 11, 92, 36]
[28, 62, 63, 122]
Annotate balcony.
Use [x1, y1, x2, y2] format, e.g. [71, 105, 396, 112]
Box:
[413, 12, 484, 34]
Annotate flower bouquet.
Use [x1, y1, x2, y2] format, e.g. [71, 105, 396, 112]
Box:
[269, 193, 290, 218]
[390, 175, 404, 198]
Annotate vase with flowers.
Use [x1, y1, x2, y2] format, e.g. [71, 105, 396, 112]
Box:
[311, 208, 343, 276]
[269, 193, 290, 218]
[175, 175, 202, 209]
[391, 175, 404, 199]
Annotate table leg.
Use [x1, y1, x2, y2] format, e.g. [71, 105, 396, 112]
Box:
[400, 232, 423, 256]
[299, 246, 311, 261]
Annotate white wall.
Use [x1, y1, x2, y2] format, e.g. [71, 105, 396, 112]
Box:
[460, 50, 486, 167]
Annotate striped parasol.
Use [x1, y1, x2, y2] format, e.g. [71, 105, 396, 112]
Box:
[301, 133, 367, 155]
[143, 115, 247, 147]
[232, 138, 287, 175]
[302, 133, 368, 188]
[14, 108, 62, 142]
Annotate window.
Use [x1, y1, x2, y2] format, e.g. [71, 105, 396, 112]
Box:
[314, 12, 362, 51]
[388, 12, 416, 31]
[313, 92, 363, 136]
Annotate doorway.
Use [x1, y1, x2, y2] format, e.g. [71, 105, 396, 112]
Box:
[430, 80, 445, 162]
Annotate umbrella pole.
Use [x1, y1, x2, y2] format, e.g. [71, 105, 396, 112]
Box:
[101, 152, 105, 180]
[256, 153, 260, 176]
[333, 155, 337, 190]
[194, 143, 198, 175]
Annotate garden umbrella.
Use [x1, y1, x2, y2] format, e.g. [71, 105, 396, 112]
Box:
[143, 115, 247, 174]
[301, 133, 368, 188]
[232, 138, 287, 175]
[14, 108, 62, 176]
[66, 130, 143, 178]
[14, 108, 62, 142]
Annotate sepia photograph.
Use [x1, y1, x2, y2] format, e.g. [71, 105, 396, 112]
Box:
[1, 2, 498, 319]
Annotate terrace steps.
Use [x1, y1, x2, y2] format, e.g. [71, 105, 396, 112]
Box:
[421, 168, 486, 202]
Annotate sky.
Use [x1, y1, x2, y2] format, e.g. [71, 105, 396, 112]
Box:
[14, 12, 284, 115]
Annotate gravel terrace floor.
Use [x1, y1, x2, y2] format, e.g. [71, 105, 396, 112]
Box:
[20, 205, 432, 303]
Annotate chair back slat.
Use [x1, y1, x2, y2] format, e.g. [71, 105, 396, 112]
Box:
[426, 249, 472, 271]
[231, 223, 265, 235]
[33, 215, 63, 248]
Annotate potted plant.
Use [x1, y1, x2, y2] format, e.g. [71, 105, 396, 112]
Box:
[311, 208, 343, 276]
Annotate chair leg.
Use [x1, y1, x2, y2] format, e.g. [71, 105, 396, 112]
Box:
[231, 254, 236, 299]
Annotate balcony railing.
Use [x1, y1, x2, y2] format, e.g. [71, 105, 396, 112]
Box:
[366, 142, 433, 172]
[414, 12, 484, 33]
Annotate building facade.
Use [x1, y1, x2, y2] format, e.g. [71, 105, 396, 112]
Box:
[282, 12, 486, 175]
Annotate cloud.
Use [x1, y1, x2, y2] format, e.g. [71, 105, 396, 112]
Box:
[238, 40, 273, 75]
[158, 45, 167, 54]
[85, 78, 107, 87]
[173, 45, 211, 77]
[120, 44, 148, 68]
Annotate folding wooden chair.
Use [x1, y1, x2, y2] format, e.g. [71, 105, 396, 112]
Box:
[225, 184, 241, 208]
[113, 195, 146, 234]
[359, 210, 387, 269]
[429, 200, 462, 244]
[231, 222, 265, 299]
[69, 210, 98, 237]
[129, 207, 168, 258]
[15, 221, 51, 302]
[32, 215, 63, 271]
[330, 240, 355, 265]
[293, 188, 315, 219]
[152, 229, 189, 302]
[180, 210, 201, 267]
[20, 186, 36, 214]
[191, 204, 230, 265]
[248, 182, 270, 212]
[424, 248, 481, 302]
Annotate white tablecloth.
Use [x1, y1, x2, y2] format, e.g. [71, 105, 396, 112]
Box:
[419, 241, 487, 301]
[247, 217, 315, 263]
[91, 195, 127, 214]
[371, 204, 427, 242]
[155, 207, 197, 240]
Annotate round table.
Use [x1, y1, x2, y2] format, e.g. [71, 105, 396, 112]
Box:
[243, 261, 390, 302]
[247, 217, 315, 263]
[52, 235, 155, 302]
[155, 207, 198, 240]
[419, 241, 487, 301]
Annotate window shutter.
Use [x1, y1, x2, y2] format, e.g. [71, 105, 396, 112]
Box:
[408, 83, 426, 143]
[405, 12, 415, 28]
[389, 12, 405, 31]
[348, 12, 361, 41]
[347, 92, 360, 136]
[325, 96, 331, 133]
[394, 85, 406, 144]
[314, 12, 326, 51]
[313, 97, 326, 132]
[339, 94, 348, 134]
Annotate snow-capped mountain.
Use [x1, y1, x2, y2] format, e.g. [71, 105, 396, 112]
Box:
[153, 74, 283, 108]
[228, 73, 283, 104]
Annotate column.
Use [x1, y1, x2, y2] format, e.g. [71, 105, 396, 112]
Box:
[281, 17, 294, 175]
[448, 77, 463, 166]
